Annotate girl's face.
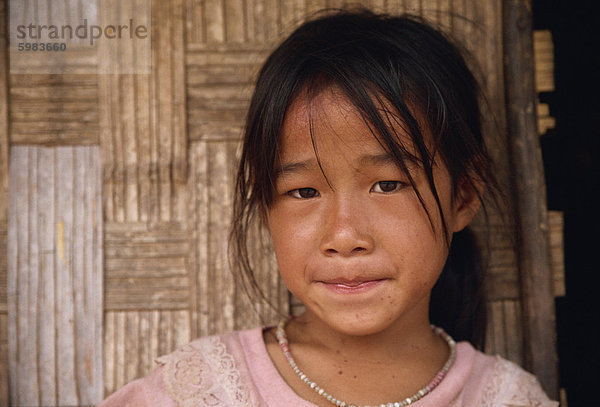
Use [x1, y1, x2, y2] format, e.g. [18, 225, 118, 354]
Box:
[267, 88, 479, 337]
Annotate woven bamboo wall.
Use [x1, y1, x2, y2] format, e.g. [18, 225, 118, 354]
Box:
[0, 0, 560, 405]
[1, 0, 10, 405]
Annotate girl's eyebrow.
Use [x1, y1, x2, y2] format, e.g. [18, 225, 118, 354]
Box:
[358, 152, 397, 166]
[274, 153, 416, 179]
[358, 152, 417, 171]
[273, 159, 315, 179]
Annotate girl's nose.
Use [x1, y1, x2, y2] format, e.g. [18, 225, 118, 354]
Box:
[319, 196, 374, 256]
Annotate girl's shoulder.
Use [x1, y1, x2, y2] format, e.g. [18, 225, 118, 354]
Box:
[460, 342, 558, 407]
[98, 328, 265, 407]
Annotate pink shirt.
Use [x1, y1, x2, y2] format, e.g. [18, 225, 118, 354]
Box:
[99, 327, 558, 407]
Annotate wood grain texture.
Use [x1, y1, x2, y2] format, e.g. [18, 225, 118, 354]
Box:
[7, 146, 103, 406]
[104, 222, 192, 310]
[8, 0, 99, 75]
[548, 211, 564, 297]
[0, 224, 6, 406]
[0, 0, 8, 303]
[503, 0, 558, 397]
[0, 0, 9, 224]
[9, 73, 99, 145]
[534, 30, 555, 136]
[486, 299, 524, 365]
[186, 48, 264, 142]
[0, 312, 7, 407]
[9, 0, 98, 140]
[533, 30, 554, 93]
[100, 0, 187, 223]
[0, 6, 7, 404]
[103, 310, 190, 397]
[473, 218, 520, 301]
[190, 141, 287, 337]
[187, 0, 385, 47]
[0, 225, 6, 311]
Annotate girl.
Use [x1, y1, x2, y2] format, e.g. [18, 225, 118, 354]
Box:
[100, 9, 557, 407]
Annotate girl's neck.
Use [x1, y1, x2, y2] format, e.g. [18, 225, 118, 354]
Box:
[287, 310, 444, 364]
[265, 310, 452, 407]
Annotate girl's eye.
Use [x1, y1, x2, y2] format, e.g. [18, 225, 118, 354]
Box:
[371, 181, 404, 193]
[289, 187, 319, 199]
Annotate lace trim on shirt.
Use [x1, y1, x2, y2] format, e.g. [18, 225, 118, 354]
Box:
[156, 335, 251, 407]
[478, 356, 557, 407]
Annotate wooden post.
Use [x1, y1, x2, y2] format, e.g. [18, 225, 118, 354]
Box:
[502, 0, 558, 397]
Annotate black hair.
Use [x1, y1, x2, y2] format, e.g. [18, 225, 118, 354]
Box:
[231, 8, 499, 349]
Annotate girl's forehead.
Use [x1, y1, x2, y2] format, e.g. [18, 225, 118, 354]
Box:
[279, 87, 420, 159]
[280, 90, 379, 156]
[282, 87, 356, 131]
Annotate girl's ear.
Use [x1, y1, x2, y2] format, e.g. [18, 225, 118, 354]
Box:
[451, 177, 484, 233]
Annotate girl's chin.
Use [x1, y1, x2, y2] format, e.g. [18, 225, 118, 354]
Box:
[299, 311, 401, 338]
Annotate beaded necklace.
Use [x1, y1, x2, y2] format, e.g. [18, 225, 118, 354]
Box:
[276, 319, 456, 407]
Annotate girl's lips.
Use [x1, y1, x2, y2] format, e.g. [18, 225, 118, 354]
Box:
[318, 279, 386, 294]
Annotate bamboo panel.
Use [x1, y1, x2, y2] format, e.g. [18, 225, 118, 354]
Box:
[400, 0, 422, 14]
[9, 0, 93, 35]
[186, 0, 332, 46]
[9, 74, 99, 145]
[185, 46, 266, 144]
[0, 225, 6, 312]
[0, 0, 7, 304]
[7, 145, 103, 406]
[548, 211, 565, 297]
[8, 0, 151, 74]
[0, 223, 6, 406]
[104, 222, 192, 310]
[100, 0, 187, 223]
[8, 0, 99, 74]
[534, 29, 555, 136]
[10, 48, 99, 75]
[185, 0, 466, 47]
[0, 1, 8, 403]
[0, 312, 7, 407]
[536, 102, 555, 136]
[534, 30, 555, 93]
[192, 140, 236, 336]
[103, 310, 190, 398]
[190, 141, 286, 337]
[0, 0, 7, 223]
